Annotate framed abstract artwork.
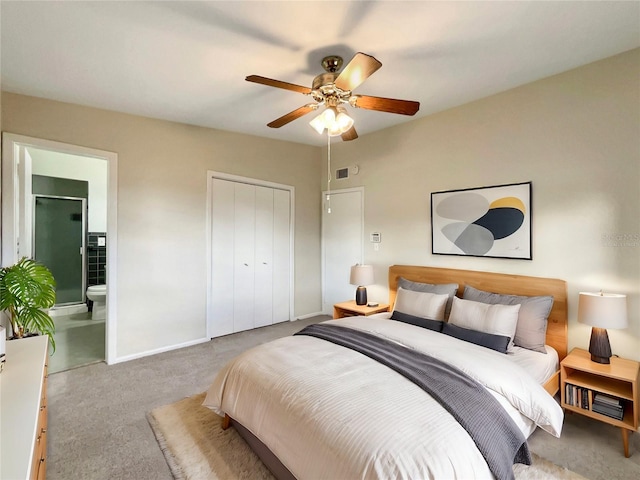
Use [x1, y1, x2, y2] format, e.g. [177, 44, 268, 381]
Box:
[431, 181, 532, 260]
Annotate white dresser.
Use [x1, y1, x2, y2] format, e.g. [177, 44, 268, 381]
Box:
[0, 335, 49, 480]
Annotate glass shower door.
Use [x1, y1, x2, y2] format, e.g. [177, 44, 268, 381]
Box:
[33, 195, 86, 306]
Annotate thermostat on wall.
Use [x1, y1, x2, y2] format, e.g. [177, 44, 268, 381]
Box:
[371, 232, 381, 243]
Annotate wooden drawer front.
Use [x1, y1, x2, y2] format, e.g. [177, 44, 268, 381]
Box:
[30, 364, 48, 480]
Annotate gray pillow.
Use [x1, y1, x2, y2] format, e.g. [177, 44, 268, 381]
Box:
[442, 322, 510, 354]
[462, 285, 554, 354]
[398, 277, 458, 319]
[390, 310, 443, 332]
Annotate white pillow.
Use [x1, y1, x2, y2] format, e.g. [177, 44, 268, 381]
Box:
[448, 297, 521, 351]
[393, 287, 449, 321]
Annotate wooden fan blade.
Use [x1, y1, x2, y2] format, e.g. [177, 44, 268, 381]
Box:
[334, 53, 382, 92]
[246, 75, 311, 95]
[352, 95, 420, 116]
[341, 126, 358, 142]
[267, 104, 317, 128]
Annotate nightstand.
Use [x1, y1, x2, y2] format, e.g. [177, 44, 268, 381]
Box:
[333, 300, 390, 319]
[560, 348, 639, 457]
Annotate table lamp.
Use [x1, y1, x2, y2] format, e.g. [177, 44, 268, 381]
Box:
[350, 264, 374, 306]
[577, 291, 628, 364]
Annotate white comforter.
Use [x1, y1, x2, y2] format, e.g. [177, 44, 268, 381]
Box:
[203, 317, 564, 480]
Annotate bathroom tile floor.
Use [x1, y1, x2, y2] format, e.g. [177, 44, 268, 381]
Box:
[49, 312, 105, 374]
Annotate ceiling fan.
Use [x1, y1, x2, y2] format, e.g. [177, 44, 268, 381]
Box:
[246, 52, 420, 141]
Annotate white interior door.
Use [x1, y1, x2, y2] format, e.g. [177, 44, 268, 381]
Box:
[321, 188, 364, 314]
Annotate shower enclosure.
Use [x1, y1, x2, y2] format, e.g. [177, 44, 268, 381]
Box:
[33, 195, 87, 306]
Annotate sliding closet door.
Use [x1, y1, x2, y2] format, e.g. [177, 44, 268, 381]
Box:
[209, 176, 292, 337]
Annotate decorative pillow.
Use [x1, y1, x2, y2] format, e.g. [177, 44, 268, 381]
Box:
[448, 297, 520, 351]
[442, 322, 510, 354]
[390, 310, 443, 332]
[463, 285, 554, 354]
[397, 277, 459, 319]
[393, 287, 449, 321]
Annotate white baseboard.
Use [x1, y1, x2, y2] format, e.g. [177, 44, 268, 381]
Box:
[108, 336, 210, 365]
[295, 311, 328, 320]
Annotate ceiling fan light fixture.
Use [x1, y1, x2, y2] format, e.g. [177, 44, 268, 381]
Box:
[309, 112, 327, 134]
[309, 106, 354, 136]
[327, 124, 343, 137]
[336, 107, 354, 131]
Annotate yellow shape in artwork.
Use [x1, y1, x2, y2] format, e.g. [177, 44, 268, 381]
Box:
[490, 196, 525, 213]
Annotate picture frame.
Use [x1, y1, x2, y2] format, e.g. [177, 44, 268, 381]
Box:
[431, 181, 532, 260]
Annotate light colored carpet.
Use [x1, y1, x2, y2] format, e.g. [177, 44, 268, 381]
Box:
[46, 316, 638, 480]
[148, 392, 587, 480]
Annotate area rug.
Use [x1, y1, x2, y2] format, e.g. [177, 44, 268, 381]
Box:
[148, 392, 586, 480]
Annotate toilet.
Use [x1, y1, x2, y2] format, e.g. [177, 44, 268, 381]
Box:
[86, 284, 107, 320]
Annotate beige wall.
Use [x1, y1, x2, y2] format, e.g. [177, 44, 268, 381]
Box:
[325, 48, 640, 360]
[3, 48, 638, 363]
[1, 94, 322, 359]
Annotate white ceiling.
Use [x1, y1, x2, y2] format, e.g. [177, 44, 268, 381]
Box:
[2, 1, 639, 146]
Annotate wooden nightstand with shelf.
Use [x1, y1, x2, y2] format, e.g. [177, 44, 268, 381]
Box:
[333, 300, 390, 319]
[560, 348, 639, 458]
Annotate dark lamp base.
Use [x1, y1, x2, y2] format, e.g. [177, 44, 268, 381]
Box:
[355, 286, 368, 306]
[589, 327, 612, 364]
[590, 354, 611, 364]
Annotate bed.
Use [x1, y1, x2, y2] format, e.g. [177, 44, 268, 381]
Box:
[203, 265, 568, 480]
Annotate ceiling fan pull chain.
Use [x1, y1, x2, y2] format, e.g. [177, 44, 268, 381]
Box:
[327, 133, 331, 214]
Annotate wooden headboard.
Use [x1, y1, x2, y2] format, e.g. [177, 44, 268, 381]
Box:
[388, 265, 568, 361]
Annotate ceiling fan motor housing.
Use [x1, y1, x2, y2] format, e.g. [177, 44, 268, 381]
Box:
[321, 55, 343, 73]
[311, 72, 352, 104]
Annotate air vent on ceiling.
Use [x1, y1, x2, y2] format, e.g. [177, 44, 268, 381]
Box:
[336, 167, 349, 179]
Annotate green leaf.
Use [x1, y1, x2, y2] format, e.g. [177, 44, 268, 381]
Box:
[0, 257, 57, 350]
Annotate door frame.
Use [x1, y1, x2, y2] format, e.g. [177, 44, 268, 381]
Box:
[1, 133, 118, 364]
[205, 171, 295, 338]
[321, 186, 365, 315]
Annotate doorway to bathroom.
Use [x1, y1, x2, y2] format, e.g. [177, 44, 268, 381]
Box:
[1, 133, 118, 372]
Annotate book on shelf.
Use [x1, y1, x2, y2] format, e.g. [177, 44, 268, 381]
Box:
[592, 401, 624, 421]
[564, 383, 589, 409]
[593, 392, 623, 408]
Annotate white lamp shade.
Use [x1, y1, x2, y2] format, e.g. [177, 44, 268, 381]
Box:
[350, 264, 374, 286]
[309, 107, 354, 136]
[578, 292, 628, 329]
[309, 113, 326, 134]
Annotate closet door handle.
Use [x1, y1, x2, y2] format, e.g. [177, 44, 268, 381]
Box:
[244, 263, 249, 266]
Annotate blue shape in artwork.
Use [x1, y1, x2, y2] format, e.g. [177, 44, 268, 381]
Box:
[473, 208, 524, 240]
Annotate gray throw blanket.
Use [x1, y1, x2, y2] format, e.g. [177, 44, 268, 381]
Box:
[295, 323, 531, 480]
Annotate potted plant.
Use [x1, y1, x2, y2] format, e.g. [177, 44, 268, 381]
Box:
[0, 257, 56, 351]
